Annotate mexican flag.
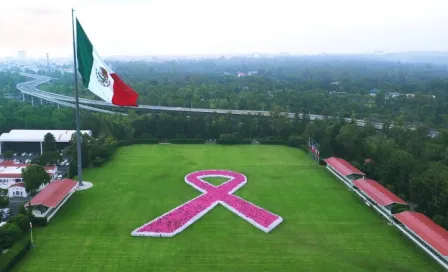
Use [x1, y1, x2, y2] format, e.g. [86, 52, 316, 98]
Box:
[76, 19, 138, 106]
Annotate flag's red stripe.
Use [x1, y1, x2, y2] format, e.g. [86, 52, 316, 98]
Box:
[110, 73, 139, 107]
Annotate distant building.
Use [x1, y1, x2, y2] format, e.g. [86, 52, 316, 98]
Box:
[387, 92, 401, 99]
[237, 72, 246, 77]
[0, 129, 92, 155]
[369, 89, 380, 97]
[405, 93, 435, 99]
[8, 182, 27, 198]
[0, 160, 57, 190]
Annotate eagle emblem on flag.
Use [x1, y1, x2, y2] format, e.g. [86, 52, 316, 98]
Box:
[96, 67, 111, 87]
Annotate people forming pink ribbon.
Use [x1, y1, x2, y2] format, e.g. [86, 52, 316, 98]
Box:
[131, 170, 283, 237]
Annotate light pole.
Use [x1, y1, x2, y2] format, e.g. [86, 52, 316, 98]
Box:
[30, 222, 34, 248]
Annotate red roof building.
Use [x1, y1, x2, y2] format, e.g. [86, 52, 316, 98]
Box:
[324, 157, 365, 176]
[353, 178, 407, 206]
[0, 161, 56, 178]
[394, 211, 448, 258]
[9, 182, 25, 188]
[26, 179, 78, 208]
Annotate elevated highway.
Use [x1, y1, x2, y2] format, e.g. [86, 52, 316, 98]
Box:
[17, 72, 387, 129]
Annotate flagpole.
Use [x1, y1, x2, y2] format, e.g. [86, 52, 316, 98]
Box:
[72, 8, 83, 187]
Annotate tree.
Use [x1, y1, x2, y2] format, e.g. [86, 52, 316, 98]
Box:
[381, 150, 415, 198]
[336, 124, 363, 160]
[375, 91, 385, 106]
[22, 165, 51, 194]
[410, 162, 448, 229]
[8, 214, 30, 233]
[0, 189, 9, 208]
[43, 132, 56, 153]
[3, 150, 14, 159]
[0, 223, 22, 249]
[32, 151, 61, 166]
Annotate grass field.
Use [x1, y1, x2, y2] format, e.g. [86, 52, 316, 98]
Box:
[14, 145, 444, 271]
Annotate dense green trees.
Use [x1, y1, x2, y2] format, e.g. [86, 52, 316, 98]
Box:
[42, 133, 56, 153]
[21, 165, 51, 194]
[2, 57, 448, 230]
[0, 223, 22, 249]
[21, 58, 447, 129]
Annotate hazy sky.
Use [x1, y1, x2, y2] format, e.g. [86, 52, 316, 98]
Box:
[1, 0, 448, 58]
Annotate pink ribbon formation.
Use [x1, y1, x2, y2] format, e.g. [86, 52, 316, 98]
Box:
[131, 170, 283, 237]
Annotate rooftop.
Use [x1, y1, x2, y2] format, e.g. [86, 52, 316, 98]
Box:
[324, 157, 365, 176]
[9, 182, 25, 188]
[0, 161, 56, 178]
[394, 211, 448, 257]
[0, 129, 92, 143]
[353, 178, 407, 206]
[25, 179, 78, 208]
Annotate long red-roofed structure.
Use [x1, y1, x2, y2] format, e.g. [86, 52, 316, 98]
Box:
[324, 157, 365, 176]
[25, 179, 78, 208]
[353, 178, 407, 206]
[394, 211, 448, 257]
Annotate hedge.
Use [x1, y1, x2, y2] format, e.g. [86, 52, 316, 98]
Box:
[259, 140, 289, 146]
[170, 139, 204, 144]
[0, 238, 31, 272]
[31, 217, 47, 227]
[216, 139, 252, 145]
[118, 139, 159, 146]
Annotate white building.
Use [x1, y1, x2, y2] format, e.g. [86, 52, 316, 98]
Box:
[8, 182, 28, 198]
[0, 161, 57, 190]
[0, 129, 92, 155]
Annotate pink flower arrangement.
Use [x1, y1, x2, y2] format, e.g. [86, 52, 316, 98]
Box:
[131, 170, 283, 237]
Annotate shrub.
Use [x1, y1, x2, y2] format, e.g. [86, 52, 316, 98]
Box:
[0, 223, 22, 249]
[287, 135, 304, 147]
[18, 205, 32, 218]
[31, 217, 47, 227]
[8, 215, 30, 233]
[217, 133, 244, 145]
[0, 237, 31, 272]
[2, 151, 14, 159]
[170, 139, 204, 144]
[92, 157, 106, 167]
[119, 139, 159, 146]
[259, 140, 288, 145]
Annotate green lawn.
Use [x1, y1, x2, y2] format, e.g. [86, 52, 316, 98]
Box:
[14, 145, 444, 271]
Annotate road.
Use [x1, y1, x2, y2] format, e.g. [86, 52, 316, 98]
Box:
[17, 72, 392, 130]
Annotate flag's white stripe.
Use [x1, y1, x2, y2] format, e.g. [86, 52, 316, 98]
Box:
[88, 48, 114, 103]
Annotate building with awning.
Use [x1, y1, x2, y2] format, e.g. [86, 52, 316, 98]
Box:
[394, 211, 448, 270]
[353, 178, 408, 220]
[323, 157, 365, 187]
[25, 179, 78, 222]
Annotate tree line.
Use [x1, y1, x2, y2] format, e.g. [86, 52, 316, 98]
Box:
[29, 58, 448, 128]
[1, 58, 448, 231]
[62, 109, 448, 230]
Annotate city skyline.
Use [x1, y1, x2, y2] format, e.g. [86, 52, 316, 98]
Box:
[1, 0, 448, 58]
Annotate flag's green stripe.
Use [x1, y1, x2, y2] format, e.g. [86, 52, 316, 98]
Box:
[76, 19, 94, 87]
